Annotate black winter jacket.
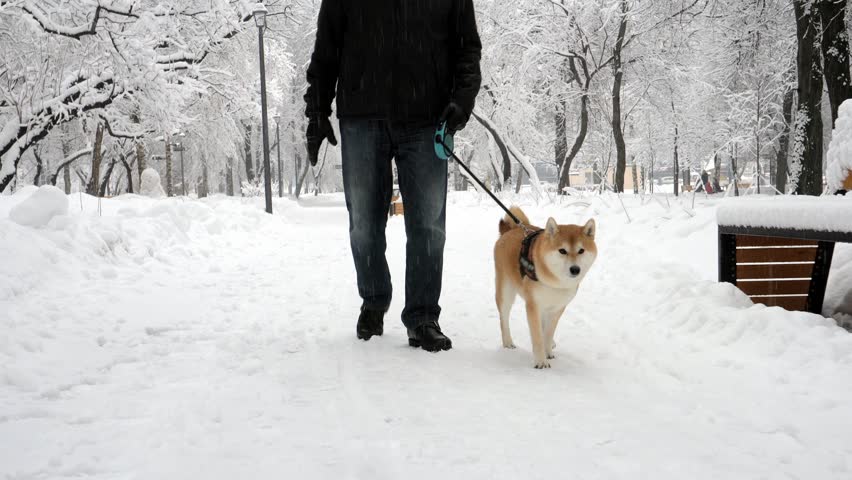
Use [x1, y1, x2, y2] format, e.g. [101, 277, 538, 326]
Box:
[304, 0, 482, 124]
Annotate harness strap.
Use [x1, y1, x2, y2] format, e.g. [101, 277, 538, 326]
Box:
[520, 229, 543, 281]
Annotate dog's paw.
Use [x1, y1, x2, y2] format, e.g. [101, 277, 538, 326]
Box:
[546, 353, 556, 359]
[502, 341, 517, 349]
[534, 359, 551, 369]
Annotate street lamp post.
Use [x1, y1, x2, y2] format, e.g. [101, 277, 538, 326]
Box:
[179, 132, 187, 196]
[274, 114, 282, 197]
[253, 3, 273, 214]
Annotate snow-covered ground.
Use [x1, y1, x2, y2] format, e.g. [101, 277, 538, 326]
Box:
[2, 188, 852, 479]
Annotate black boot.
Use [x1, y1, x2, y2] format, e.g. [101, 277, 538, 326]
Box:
[357, 309, 384, 341]
[407, 321, 452, 352]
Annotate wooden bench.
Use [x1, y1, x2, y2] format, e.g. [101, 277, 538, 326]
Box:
[389, 194, 404, 216]
[717, 197, 852, 314]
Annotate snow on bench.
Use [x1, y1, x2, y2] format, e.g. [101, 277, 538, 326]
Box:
[717, 195, 852, 238]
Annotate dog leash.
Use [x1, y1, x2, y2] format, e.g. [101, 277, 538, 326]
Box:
[435, 123, 535, 234]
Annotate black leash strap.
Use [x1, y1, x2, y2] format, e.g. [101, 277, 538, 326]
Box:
[438, 137, 524, 227]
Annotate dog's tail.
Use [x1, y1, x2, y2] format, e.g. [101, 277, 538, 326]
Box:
[498, 206, 530, 236]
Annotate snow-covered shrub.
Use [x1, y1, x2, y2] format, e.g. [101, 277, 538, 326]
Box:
[240, 181, 263, 197]
[140, 169, 166, 198]
[827, 99, 852, 192]
[9, 185, 68, 227]
[240, 181, 280, 197]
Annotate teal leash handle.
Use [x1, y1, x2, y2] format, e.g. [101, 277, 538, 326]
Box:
[434, 121, 453, 160]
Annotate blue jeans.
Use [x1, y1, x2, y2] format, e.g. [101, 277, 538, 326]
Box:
[340, 118, 448, 329]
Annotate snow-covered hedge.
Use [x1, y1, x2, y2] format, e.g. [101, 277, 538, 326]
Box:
[827, 99, 852, 192]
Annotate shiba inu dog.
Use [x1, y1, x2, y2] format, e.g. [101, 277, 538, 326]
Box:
[494, 207, 597, 368]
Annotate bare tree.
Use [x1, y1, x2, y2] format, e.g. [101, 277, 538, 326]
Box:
[791, 0, 824, 195]
[611, 0, 629, 193]
[86, 122, 105, 196]
[818, 0, 852, 126]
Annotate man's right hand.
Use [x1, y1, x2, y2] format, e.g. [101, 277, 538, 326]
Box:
[440, 102, 468, 134]
[306, 116, 338, 166]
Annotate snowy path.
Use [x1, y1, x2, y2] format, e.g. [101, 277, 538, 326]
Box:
[2, 191, 852, 479]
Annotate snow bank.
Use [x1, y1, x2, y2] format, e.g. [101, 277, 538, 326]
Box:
[717, 195, 852, 233]
[8, 185, 69, 227]
[3, 192, 852, 479]
[825, 242, 852, 318]
[140, 168, 166, 198]
[827, 99, 852, 191]
[0, 193, 282, 302]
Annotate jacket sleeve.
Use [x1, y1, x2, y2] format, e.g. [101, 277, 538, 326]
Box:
[451, 0, 482, 119]
[304, 0, 344, 117]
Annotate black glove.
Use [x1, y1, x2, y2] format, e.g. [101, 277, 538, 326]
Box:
[440, 102, 468, 134]
[306, 116, 338, 166]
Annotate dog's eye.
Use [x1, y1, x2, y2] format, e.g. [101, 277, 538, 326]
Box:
[578, 248, 585, 255]
[558, 248, 568, 255]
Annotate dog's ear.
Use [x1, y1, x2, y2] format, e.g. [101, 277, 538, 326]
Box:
[583, 219, 596, 238]
[545, 217, 559, 237]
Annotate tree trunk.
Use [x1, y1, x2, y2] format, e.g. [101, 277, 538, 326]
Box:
[454, 160, 467, 191]
[558, 59, 590, 194]
[112, 172, 122, 196]
[226, 157, 235, 196]
[201, 160, 209, 198]
[131, 109, 146, 184]
[470, 111, 511, 182]
[793, 0, 825, 195]
[775, 88, 794, 193]
[63, 165, 72, 194]
[61, 125, 72, 193]
[121, 154, 134, 194]
[612, 0, 629, 193]
[732, 143, 740, 196]
[769, 149, 776, 188]
[164, 134, 174, 196]
[87, 122, 105, 196]
[713, 152, 722, 192]
[755, 89, 762, 194]
[135, 141, 146, 179]
[243, 121, 254, 183]
[819, 0, 852, 126]
[672, 101, 680, 197]
[649, 155, 655, 193]
[555, 100, 568, 173]
[33, 149, 44, 186]
[515, 166, 524, 194]
[295, 151, 307, 198]
[558, 92, 589, 193]
[75, 168, 87, 186]
[99, 158, 117, 197]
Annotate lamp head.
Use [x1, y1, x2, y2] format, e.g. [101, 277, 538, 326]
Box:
[252, 3, 268, 28]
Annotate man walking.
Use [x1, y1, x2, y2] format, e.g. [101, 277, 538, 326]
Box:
[304, 0, 482, 351]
